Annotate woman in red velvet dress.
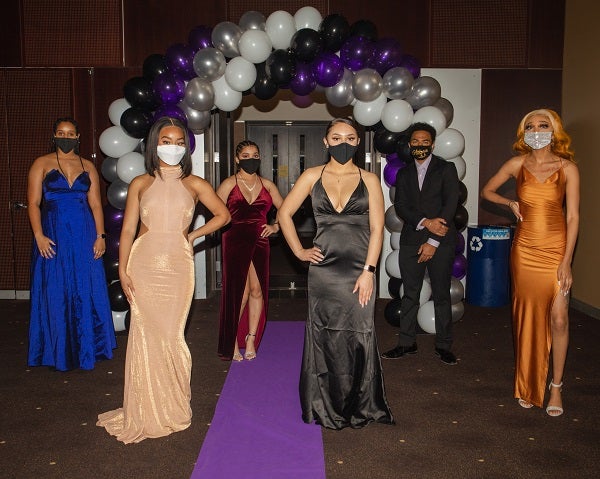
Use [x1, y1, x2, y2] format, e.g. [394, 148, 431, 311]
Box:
[216, 140, 284, 361]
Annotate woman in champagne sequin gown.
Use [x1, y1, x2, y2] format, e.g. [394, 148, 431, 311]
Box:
[278, 118, 393, 429]
[482, 109, 579, 416]
[216, 140, 283, 362]
[97, 117, 230, 443]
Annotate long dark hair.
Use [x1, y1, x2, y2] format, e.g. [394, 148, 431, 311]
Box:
[145, 116, 192, 178]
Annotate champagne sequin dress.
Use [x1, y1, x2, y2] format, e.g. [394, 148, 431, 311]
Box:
[97, 166, 195, 443]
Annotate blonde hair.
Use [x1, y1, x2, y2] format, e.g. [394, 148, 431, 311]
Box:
[513, 109, 574, 162]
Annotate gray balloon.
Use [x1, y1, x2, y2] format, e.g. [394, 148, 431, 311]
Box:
[179, 101, 212, 134]
[450, 277, 465, 304]
[388, 185, 396, 203]
[184, 77, 215, 111]
[405, 76, 442, 109]
[325, 68, 355, 107]
[193, 48, 227, 82]
[211, 21, 242, 58]
[101, 156, 119, 183]
[433, 97, 454, 126]
[382, 67, 414, 100]
[352, 68, 383, 102]
[239, 10, 266, 31]
[451, 300, 465, 322]
[385, 205, 404, 232]
[107, 178, 129, 210]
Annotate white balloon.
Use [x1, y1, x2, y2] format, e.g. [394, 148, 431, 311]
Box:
[224, 56, 257, 92]
[390, 232, 401, 250]
[448, 155, 466, 180]
[417, 300, 436, 334]
[381, 99, 414, 133]
[353, 93, 387, 127]
[401, 279, 432, 306]
[265, 10, 296, 50]
[116, 151, 146, 184]
[238, 29, 273, 64]
[108, 98, 131, 126]
[99, 125, 140, 158]
[412, 105, 447, 135]
[385, 250, 401, 279]
[433, 128, 466, 159]
[294, 6, 322, 30]
[111, 309, 127, 332]
[211, 75, 243, 112]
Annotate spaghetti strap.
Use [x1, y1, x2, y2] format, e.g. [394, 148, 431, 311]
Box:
[319, 165, 327, 178]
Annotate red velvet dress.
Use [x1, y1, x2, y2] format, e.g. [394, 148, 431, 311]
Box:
[218, 180, 273, 360]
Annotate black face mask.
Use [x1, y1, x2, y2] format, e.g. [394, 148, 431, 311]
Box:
[328, 142, 358, 165]
[409, 145, 432, 161]
[54, 137, 79, 154]
[238, 158, 260, 174]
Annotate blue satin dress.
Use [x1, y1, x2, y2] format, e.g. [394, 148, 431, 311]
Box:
[28, 169, 116, 371]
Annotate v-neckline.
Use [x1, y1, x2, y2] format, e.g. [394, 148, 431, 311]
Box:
[237, 183, 262, 206]
[522, 165, 561, 184]
[320, 177, 361, 214]
[52, 169, 86, 189]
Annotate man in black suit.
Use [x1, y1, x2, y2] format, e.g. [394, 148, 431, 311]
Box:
[382, 122, 460, 365]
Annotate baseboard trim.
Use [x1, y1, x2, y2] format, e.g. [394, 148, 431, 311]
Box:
[571, 298, 600, 320]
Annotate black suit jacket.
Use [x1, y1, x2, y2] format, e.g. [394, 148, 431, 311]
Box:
[394, 154, 460, 247]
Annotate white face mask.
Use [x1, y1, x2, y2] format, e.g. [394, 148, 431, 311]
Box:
[157, 144, 186, 165]
[524, 131, 552, 150]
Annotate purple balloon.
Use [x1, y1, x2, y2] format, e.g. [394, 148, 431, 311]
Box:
[290, 62, 317, 96]
[383, 163, 400, 187]
[188, 25, 213, 52]
[104, 204, 125, 234]
[452, 253, 467, 280]
[400, 54, 421, 79]
[165, 43, 195, 81]
[291, 95, 314, 108]
[152, 72, 186, 105]
[340, 35, 374, 71]
[368, 38, 404, 76]
[311, 51, 344, 87]
[105, 235, 120, 262]
[153, 104, 187, 124]
[455, 231, 466, 254]
[385, 152, 407, 168]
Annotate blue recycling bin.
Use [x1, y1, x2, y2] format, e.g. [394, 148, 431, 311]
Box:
[466, 225, 512, 307]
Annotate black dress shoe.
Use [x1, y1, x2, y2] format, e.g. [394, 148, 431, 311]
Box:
[435, 348, 457, 365]
[381, 343, 418, 359]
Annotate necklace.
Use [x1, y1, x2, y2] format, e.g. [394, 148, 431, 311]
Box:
[238, 174, 257, 191]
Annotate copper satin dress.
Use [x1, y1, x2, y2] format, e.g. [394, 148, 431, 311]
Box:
[511, 163, 566, 407]
[301, 169, 394, 429]
[97, 166, 195, 443]
[218, 179, 272, 360]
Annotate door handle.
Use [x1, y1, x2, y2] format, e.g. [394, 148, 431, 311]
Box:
[12, 201, 28, 210]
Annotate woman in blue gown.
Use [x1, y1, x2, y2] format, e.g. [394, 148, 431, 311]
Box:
[27, 117, 116, 371]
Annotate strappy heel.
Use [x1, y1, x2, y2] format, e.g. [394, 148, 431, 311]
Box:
[244, 333, 257, 360]
[518, 398, 533, 409]
[546, 381, 564, 417]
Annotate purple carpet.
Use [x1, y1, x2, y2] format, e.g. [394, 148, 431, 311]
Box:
[190, 321, 325, 479]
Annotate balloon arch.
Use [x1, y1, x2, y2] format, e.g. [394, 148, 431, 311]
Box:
[98, 6, 468, 331]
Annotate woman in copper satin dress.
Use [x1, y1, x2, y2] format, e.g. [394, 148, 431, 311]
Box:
[97, 117, 230, 443]
[482, 109, 579, 416]
[216, 140, 283, 362]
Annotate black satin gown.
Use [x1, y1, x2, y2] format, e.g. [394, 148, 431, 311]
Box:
[300, 169, 394, 429]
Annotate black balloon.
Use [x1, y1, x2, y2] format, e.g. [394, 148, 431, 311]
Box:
[384, 298, 404, 327]
[290, 28, 323, 62]
[142, 53, 168, 81]
[252, 62, 279, 100]
[350, 20, 378, 41]
[395, 138, 412, 163]
[108, 281, 129, 312]
[120, 107, 154, 139]
[458, 181, 468, 204]
[319, 14, 351, 52]
[374, 127, 404, 154]
[125, 309, 131, 330]
[265, 49, 296, 86]
[104, 257, 120, 283]
[123, 76, 159, 110]
[388, 277, 402, 299]
[454, 204, 469, 231]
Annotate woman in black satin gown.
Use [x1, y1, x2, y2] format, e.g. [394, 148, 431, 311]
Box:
[277, 118, 394, 429]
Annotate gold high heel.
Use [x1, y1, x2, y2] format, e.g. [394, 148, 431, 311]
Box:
[244, 333, 256, 360]
[546, 381, 564, 417]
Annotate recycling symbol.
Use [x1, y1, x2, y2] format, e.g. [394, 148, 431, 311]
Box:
[469, 236, 483, 252]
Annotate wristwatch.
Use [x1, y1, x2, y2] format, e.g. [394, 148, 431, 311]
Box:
[363, 265, 376, 273]
[96, 233, 106, 239]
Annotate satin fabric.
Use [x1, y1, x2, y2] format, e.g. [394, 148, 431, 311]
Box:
[28, 169, 115, 371]
[511, 164, 566, 407]
[301, 170, 394, 429]
[97, 166, 195, 443]
[218, 182, 272, 360]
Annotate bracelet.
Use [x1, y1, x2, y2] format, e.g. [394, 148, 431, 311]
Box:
[363, 265, 376, 273]
[96, 233, 106, 239]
